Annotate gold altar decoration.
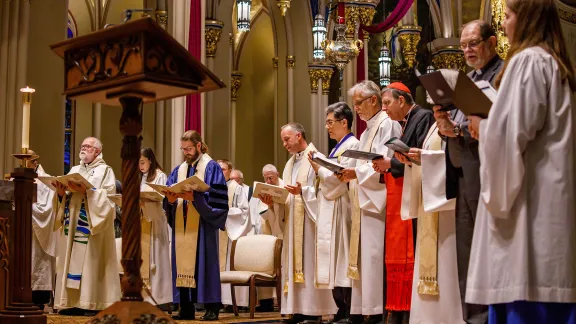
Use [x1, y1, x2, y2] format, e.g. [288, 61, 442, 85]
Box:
[231, 72, 243, 101]
[287, 55, 296, 68]
[432, 49, 466, 72]
[277, 0, 290, 16]
[323, 21, 363, 71]
[155, 9, 168, 28]
[344, 6, 361, 39]
[205, 20, 224, 58]
[308, 65, 335, 93]
[491, 0, 509, 59]
[273, 57, 279, 69]
[358, 7, 376, 40]
[397, 26, 422, 68]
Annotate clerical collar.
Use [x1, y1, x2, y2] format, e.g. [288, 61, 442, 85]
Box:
[295, 149, 307, 160]
[366, 110, 383, 129]
[474, 55, 501, 76]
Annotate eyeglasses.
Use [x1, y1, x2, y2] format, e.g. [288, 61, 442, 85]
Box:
[353, 96, 372, 107]
[325, 119, 344, 127]
[180, 147, 195, 153]
[80, 144, 95, 150]
[460, 39, 486, 50]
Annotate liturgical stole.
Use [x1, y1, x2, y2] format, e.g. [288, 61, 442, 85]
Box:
[282, 143, 316, 292]
[174, 154, 211, 288]
[347, 112, 388, 280]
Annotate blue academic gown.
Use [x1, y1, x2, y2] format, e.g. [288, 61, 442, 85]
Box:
[163, 159, 228, 304]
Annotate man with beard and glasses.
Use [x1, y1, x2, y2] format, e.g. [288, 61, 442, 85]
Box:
[164, 130, 229, 321]
[52, 137, 120, 316]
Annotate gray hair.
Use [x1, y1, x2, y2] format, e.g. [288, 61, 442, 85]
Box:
[281, 122, 307, 141]
[381, 87, 415, 105]
[231, 169, 244, 179]
[426, 69, 459, 104]
[347, 80, 382, 106]
[84, 137, 103, 151]
[262, 164, 278, 174]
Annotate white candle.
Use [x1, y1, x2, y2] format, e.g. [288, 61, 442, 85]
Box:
[20, 86, 35, 150]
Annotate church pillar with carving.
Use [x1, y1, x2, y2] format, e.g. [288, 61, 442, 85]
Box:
[230, 72, 242, 164]
[308, 64, 334, 154]
[272, 57, 279, 166]
[287, 56, 296, 122]
[205, 19, 223, 155]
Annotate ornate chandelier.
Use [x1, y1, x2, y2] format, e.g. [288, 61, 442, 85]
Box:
[237, 0, 251, 31]
[323, 16, 363, 71]
[378, 42, 391, 86]
[313, 13, 327, 60]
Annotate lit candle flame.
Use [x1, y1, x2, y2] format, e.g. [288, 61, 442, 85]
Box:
[20, 86, 36, 93]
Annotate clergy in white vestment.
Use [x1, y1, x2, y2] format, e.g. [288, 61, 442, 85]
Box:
[139, 147, 172, 307]
[52, 137, 120, 315]
[217, 160, 251, 310]
[400, 69, 463, 324]
[307, 102, 358, 323]
[337, 81, 401, 323]
[231, 169, 252, 202]
[465, 2, 576, 322]
[27, 152, 57, 310]
[259, 123, 337, 323]
[256, 164, 285, 238]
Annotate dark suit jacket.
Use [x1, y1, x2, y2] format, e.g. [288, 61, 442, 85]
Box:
[445, 55, 504, 201]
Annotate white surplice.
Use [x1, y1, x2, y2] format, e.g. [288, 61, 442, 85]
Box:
[257, 179, 285, 238]
[400, 124, 464, 324]
[32, 165, 57, 291]
[263, 145, 337, 315]
[140, 170, 172, 305]
[350, 111, 401, 315]
[222, 180, 251, 307]
[316, 134, 359, 289]
[467, 47, 576, 305]
[54, 156, 121, 310]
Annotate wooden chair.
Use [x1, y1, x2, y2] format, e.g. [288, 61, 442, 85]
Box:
[220, 234, 283, 319]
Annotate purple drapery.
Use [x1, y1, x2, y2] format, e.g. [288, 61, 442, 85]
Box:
[359, 0, 414, 34]
[185, 0, 202, 132]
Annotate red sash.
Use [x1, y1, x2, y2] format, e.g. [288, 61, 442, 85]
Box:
[384, 173, 414, 311]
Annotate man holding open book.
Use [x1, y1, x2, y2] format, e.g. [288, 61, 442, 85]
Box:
[163, 130, 229, 321]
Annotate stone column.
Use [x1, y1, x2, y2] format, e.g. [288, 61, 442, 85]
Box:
[155, 7, 168, 166]
[205, 19, 223, 155]
[287, 56, 296, 122]
[309, 64, 335, 154]
[273, 57, 279, 166]
[230, 72, 242, 164]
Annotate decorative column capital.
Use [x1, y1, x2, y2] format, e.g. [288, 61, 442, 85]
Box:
[344, 6, 361, 39]
[272, 57, 279, 69]
[277, 0, 291, 16]
[287, 55, 296, 68]
[491, 0, 509, 59]
[205, 20, 224, 58]
[155, 10, 168, 28]
[308, 64, 335, 93]
[231, 72, 243, 101]
[431, 48, 466, 71]
[358, 7, 376, 40]
[397, 26, 422, 68]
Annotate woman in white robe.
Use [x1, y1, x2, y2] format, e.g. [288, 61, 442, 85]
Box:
[466, 1, 576, 322]
[139, 148, 172, 306]
[401, 121, 464, 324]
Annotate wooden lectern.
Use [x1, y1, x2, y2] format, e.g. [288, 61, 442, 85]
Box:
[50, 17, 225, 323]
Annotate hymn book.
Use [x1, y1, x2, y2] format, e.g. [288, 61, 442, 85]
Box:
[341, 150, 384, 161]
[311, 152, 345, 173]
[107, 191, 163, 207]
[452, 73, 496, 117]
[385, 137, 421, 166]
[253, 182, 289, 204]
[147, 175, 210, 194]
[38, 174, 95, 193]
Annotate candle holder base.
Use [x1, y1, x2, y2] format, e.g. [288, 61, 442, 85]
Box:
[88, 301, 174, 323]
[12, 152, 38, 168]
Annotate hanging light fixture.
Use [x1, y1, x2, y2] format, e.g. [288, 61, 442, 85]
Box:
[313, 13, 327, 60]
[379, 42, 391, 86]
[426, 64, 436, 74]
[237, 0, 251, 32]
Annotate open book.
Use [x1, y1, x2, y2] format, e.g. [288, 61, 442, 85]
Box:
[108, 191, 163, 207]
[417, 71, 456, 111]
[385, 137, 421, 166]
[38, 174, 95, 193]
[341, 149, 383, 161]
[452, 72, 495, 117]
[147, 175, 210, 194]
[311, 152, 345, 173]
[253, 181, 289, 204]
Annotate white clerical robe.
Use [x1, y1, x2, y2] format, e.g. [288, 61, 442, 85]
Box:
[32, 165, 57, 291]
[316, 134, 359, 289]
[54, 156, 121, 310]
[256, 179, 285, 238]
[400, 123, 464, 324]
[467, 47, 576, 305]
[222, 180, 251, 307]
[263, 146, 337, 315]
[351, 111, 401, 315]
[140, 170, 172, 305]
